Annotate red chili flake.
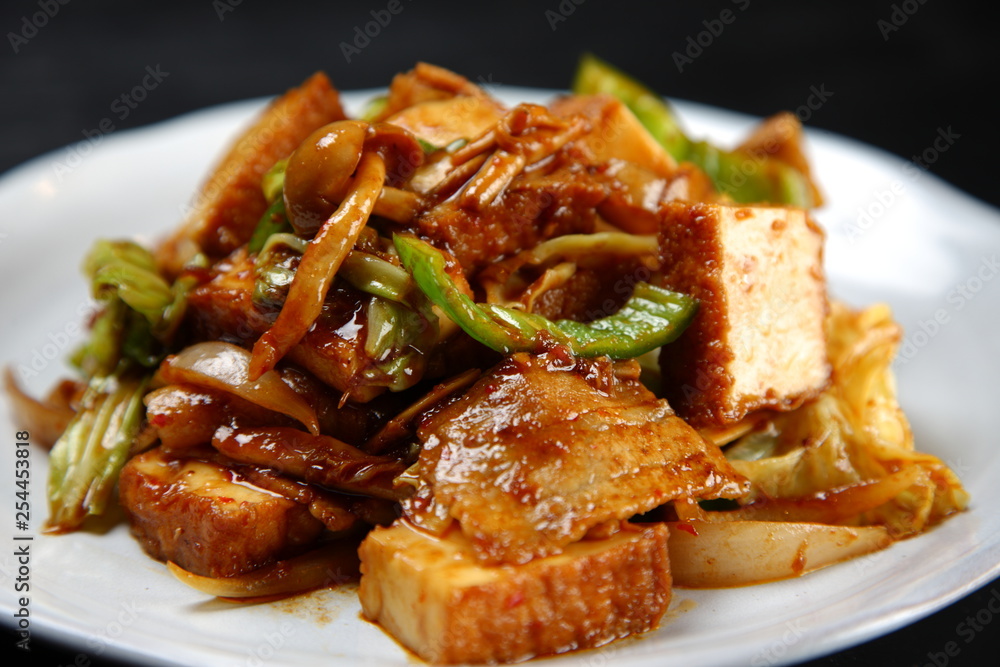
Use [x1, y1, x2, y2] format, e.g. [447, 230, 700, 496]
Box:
[675, 522, 699, 537]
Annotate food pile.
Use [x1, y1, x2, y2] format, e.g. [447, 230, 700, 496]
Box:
[8, 56, 968, 664]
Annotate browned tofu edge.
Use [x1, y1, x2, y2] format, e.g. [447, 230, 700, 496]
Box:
[657, 201, 830, 427]
[156, 71, 347, 275]
[358, 520, 671, 664]
[119, 449, 324, 577]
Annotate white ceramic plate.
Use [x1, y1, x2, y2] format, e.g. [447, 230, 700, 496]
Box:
[1, 88, 998, 667]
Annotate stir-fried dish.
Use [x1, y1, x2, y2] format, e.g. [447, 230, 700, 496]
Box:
[8, 56, 968, 664]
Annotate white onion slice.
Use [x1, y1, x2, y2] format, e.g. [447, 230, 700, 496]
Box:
[167, 541, 360, 600]
[667, 520, 891, 588]
[158, 341, 319, 435]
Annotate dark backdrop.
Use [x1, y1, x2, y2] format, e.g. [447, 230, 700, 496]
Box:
[1, 1, 997, 666]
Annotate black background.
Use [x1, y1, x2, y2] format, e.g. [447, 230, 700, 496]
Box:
[1, 0, 998, 665]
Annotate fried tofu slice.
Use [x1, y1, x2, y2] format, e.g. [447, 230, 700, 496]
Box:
[358, 519, 671, 664]
[550, 93, 678, 178]
[737, 112, 824, 207]
[404, 350, 747, 565]
[376, 62, 496, 120]
[156, 72, 347, 275]
[119, 448, 324, 577]
[385, 95, 506, 149]
[657, 202, 830, 427]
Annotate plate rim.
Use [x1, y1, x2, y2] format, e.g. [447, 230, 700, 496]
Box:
[2, 86, 998, 667]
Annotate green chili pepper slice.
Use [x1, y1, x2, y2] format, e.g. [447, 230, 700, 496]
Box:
[572, 52, 691, 162]
[393, 234, 697, 359]
[248, 160, 293, 254]
[572, 53, 815, 208]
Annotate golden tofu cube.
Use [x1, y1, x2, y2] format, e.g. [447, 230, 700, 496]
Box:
[119, 448, 323, 577]
[658, 202, 830, 426]
[358, 520, 671, 664]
